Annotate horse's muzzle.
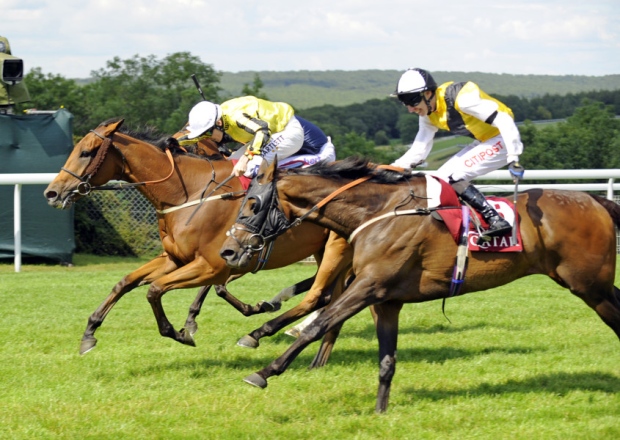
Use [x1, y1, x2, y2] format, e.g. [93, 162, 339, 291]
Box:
[44, 187, 76, 210]
[219, 245, 251, 269]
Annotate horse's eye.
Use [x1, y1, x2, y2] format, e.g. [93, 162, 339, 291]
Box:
[249, 195, 263, 214]
[80, 149, 96, 158]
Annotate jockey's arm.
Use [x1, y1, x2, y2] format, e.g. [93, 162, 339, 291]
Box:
[235, 112, 270, 158]
[457, 91, 524, 163]
[391, 117, 437, 168]
[490, 112, 523, 163]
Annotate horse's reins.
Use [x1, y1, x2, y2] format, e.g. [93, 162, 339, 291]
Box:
[179, 174, 245, 223]
[289, 165, 438, 240]
[229, 165, 435, 272]
[61, 130, 246, 217]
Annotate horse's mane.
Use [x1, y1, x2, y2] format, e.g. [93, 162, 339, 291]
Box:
[283, 156, 422, 184]
[99, 117, 222, 160]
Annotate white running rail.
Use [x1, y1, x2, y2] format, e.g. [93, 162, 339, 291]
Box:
[3, 170, 620, 272]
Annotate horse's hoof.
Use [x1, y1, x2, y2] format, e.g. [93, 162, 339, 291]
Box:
[237, 335, 259, 349]
[179, 329, 196, 347]
[259, 301, 281, 313]
[244, 373, 268, 388]
[256, 301, 274, 313]
[284, 328, 301, 339]
[80, 337, 97, 355]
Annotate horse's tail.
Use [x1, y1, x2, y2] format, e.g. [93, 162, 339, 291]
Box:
[591, 194, 620, 228]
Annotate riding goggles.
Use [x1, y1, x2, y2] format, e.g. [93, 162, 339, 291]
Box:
[398, 92, 424, 107]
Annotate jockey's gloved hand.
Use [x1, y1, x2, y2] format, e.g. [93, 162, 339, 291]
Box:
[509, 161, 525, 180]
[244, 155, 264, 178]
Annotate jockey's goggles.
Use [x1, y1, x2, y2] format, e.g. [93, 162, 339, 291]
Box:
[398, 92, 424, 107]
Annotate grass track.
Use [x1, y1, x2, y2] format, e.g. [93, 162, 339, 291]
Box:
[0, 255, 619, 439]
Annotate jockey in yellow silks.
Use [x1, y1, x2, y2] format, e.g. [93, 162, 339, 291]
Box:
[185, 96, 335, 178]
[391, 68, 525, 238]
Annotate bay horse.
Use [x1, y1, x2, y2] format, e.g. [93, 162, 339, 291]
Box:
[44, 118, 351, 356]
[219, 156, 620, 412]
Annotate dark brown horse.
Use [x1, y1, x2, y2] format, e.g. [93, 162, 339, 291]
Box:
[44, 118, 350, 355]
[219, 156, 620, 412]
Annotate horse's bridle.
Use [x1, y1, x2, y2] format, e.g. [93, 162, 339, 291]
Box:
[226, 171, 378, 271]
[226, 165, 435, 269]
[60, 129, 117, 196]
[226, 176, 293, 272]
[60, 129, 176, 196]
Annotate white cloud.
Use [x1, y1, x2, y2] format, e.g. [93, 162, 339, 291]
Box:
[0, 0, 618, 78]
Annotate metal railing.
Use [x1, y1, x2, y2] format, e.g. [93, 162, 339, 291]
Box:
[3, 169, 620, 272]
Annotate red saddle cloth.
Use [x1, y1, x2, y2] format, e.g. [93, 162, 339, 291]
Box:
[429, 176, 523, 252]
[231, 159, 253, 190]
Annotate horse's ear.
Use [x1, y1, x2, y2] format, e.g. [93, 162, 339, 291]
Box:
[257, 156, 276, 184]
[265, 156, 277, 181]
[103, 118, 125, 136]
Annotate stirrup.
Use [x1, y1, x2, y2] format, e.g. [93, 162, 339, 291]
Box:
[477, 224, 512, 244]
[478, 216, 511, 239]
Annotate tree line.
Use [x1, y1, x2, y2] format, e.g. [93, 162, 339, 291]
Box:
[219, 70, 620, 108]
[16, 52, 620, 170]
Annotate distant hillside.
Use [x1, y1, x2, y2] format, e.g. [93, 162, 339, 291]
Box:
[220, 70, 620, 109]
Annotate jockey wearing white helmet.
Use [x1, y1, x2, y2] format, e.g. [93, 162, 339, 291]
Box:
[391, 68, 525, 239]
[185, 97, 335, 178]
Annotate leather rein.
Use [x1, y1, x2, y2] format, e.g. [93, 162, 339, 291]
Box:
[227, 165, 437, 268]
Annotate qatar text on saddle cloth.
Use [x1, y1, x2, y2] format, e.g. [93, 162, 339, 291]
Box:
[425, 174, 523, 252]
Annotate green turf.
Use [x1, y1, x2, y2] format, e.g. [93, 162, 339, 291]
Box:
[0, 255, 618, 439]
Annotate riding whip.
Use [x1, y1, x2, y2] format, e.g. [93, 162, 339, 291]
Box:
[191, 74, 207, 101]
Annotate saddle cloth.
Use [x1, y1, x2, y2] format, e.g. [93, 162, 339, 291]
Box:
[231, 159, 253, 190]
[425, 174, 523, 252]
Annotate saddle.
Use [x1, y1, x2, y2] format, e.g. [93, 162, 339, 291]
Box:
[425, 175, 523, 253]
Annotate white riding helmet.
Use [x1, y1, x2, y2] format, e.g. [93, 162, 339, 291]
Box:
[186, 101, 222, 139]
[391, 68, 437, 96]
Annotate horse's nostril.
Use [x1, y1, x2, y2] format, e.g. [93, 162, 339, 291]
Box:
[220, 248, 234, 259]
[45, 190, 58, 200]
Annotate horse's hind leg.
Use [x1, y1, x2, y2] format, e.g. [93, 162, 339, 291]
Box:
[81, 254, 175, 355]
[263, 275, 317, 312]
[559, 265, 620, 341]
[591, 286, 620, 340]
[146, 258, 226, 347]
[308, 323, 342, 369]
[236, 285, 333, 349]
[238, 249, 352, 349]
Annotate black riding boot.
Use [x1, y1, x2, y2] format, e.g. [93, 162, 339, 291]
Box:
[457, 184, 512, 237]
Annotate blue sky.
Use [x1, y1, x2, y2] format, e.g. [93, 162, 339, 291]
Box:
[1, 0, 618, 78]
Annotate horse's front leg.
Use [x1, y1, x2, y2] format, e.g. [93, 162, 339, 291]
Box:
[81, 254, 176, 355]
[243, 276, 377, 388]
[181, 285, 212, 338]
[236, 282, 333, 348]
[215, 274, 318, 318]
[147, 258, 227, 346]
[238, 256, 351, 350]
[373, 301, 403, 413]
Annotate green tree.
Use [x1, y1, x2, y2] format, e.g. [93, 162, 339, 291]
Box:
[373, 130, 390, 146]
[396, 113, 419, 144]
[16, 68, 88, 133]
[333, 131, 396, 163]
[80, 52, 221, 135]
[241, 73, 268, 99]
[521, 100, 620, 169]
